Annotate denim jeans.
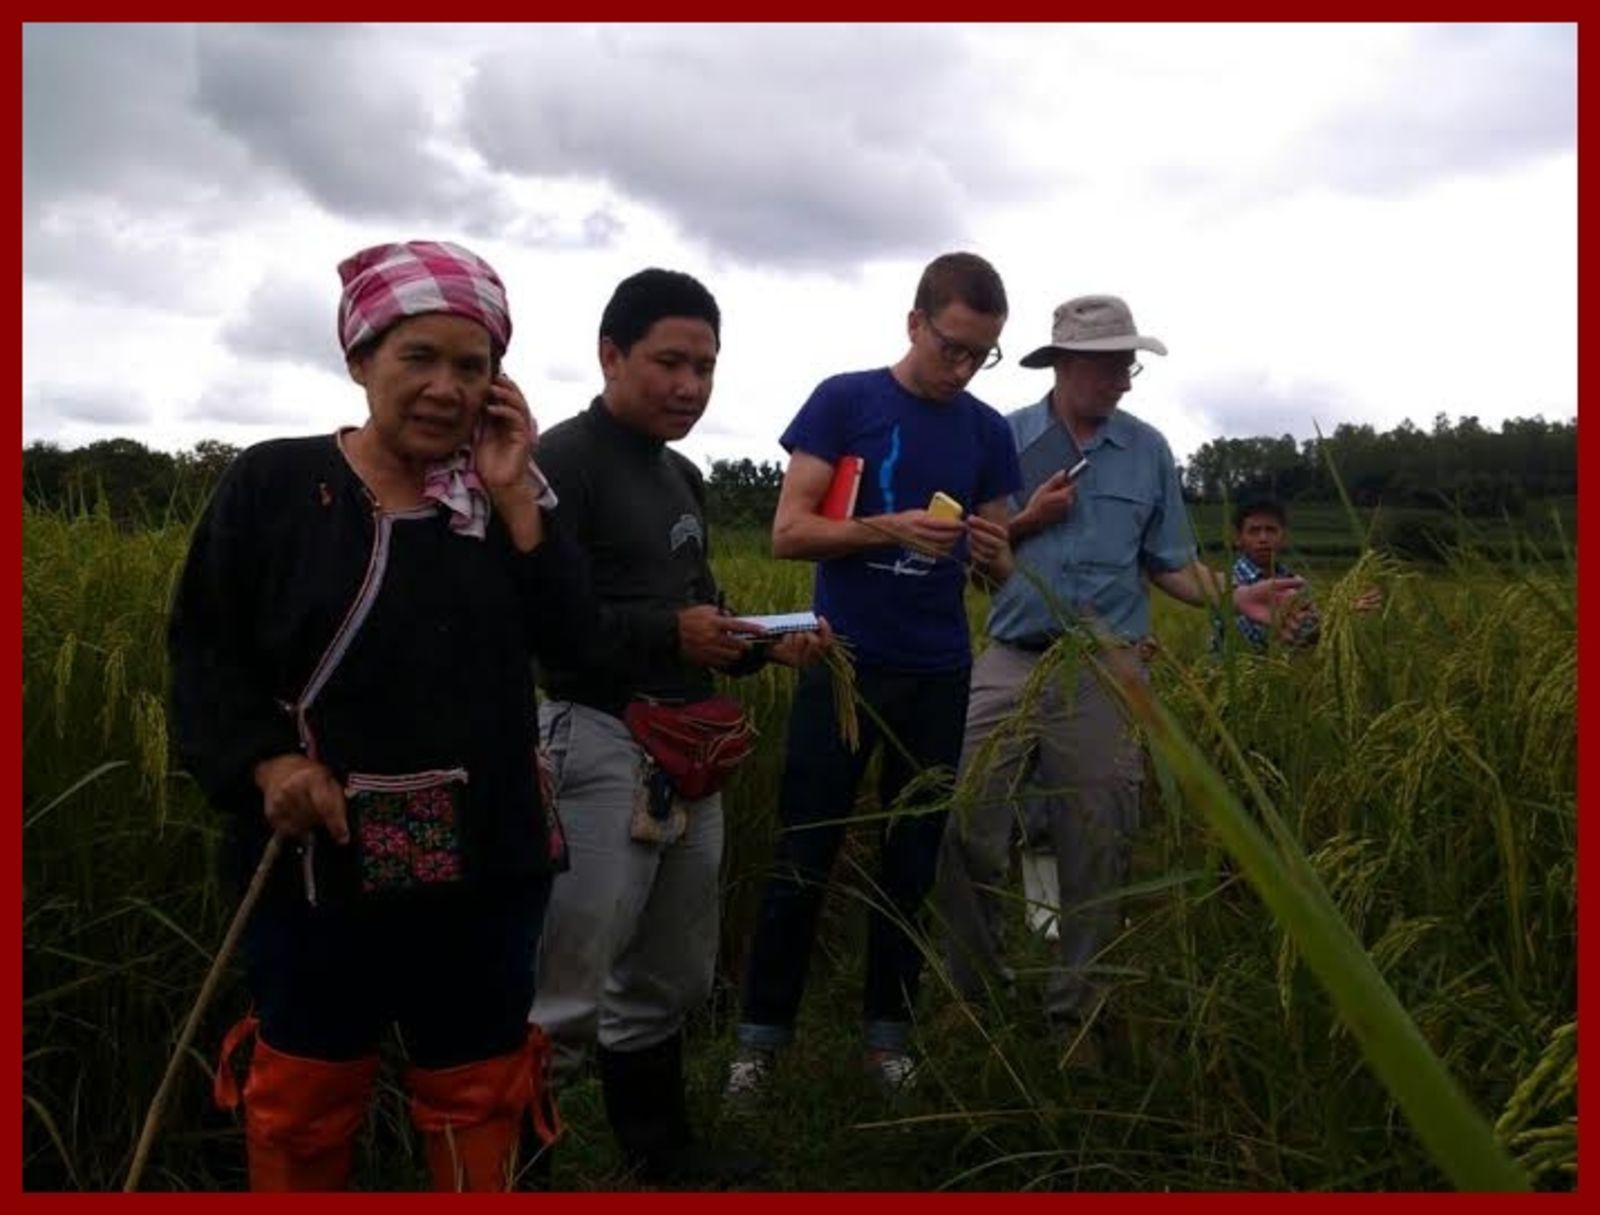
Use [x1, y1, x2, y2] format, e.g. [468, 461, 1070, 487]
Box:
[738, 663, 970, 1054]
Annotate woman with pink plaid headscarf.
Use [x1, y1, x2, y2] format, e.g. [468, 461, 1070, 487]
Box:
[168, 239, 592, 1192]
[335, 239, 555, 537]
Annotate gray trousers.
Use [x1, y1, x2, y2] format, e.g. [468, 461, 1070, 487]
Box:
[529, 701, 723, 1078]
[935, 640, 1145, 1022]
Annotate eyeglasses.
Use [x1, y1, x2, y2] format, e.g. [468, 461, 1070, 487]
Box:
[1073, 353, 1143, 379]
[921, 312, 1003, 371]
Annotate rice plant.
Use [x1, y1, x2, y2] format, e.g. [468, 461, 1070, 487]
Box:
[21, 504, 1576, 1190]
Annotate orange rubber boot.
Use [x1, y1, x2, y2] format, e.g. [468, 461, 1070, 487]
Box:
[407, 1026, 560, 1192]
[215, 1017, 379, 1192]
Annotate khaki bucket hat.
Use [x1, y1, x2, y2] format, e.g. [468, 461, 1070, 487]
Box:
[1018, 294, 1168, 368]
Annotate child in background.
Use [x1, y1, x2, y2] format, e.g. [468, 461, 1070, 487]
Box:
[1226, 494, 1381, 651]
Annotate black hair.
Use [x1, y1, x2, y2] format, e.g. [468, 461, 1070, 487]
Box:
[598, 268, 721, 354]
[913, 252, 1008, 319]
[1234, 493, 1288, 530]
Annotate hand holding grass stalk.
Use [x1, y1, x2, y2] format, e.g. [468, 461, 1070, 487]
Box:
[853, 511, 965, 561]
[1232, 575, 1305, 623]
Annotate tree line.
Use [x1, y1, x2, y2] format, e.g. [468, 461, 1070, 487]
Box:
[23, 438, 242, 526]
[1183, 413, 1576, 515]
[22, 412, 1576, 530]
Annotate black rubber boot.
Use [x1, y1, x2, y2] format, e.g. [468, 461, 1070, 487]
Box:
[597, 1033, 763, 1188]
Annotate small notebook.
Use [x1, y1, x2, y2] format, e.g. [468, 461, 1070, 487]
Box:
[819, 455, 865, 520]
[735, 611, 822, 635]
[1017, 421, 1084, 503]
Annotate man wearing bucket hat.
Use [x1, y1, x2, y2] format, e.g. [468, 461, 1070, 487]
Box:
[934, 294, 1302, 1060]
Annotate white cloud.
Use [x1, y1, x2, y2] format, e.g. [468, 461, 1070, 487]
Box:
[218, 275, 343, 373]
[23, 25, 253, 211]
[27, 384, 151, 429]
[1281, 24, 1576, 197]
[21, 21, 1576, 473]
[191, 24, 509, 232]
[185, 372, 331, 427]
[461, 24, 1044, 268]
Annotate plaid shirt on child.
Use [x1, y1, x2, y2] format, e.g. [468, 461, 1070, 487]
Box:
[1219, 553, 1321, 652]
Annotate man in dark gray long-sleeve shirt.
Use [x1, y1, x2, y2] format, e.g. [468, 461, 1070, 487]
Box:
[529, 269, 829, 1187]
[536, 397, 733, 715]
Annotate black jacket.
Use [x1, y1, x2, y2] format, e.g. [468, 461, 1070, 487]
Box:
[168, 433, 599, 893]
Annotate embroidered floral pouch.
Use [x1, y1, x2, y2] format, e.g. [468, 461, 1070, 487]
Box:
[344, 768, 469, 894]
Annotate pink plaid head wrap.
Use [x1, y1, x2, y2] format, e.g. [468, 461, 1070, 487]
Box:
[336, 240, 552, 539]
[336, 240, 512, 356]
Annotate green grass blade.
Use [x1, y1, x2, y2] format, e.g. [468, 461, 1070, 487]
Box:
[24, 760, 131, 831]
[1106, 655, 1530, 1192]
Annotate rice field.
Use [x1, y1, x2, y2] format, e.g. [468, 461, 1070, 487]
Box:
[21, 502, 1576, 1191]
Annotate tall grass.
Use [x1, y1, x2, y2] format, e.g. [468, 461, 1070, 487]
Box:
[22, 503, 237, 1190]
[20, 504, 1576, 1190]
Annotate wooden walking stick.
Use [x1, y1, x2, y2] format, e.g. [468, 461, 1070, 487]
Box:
[123, 832, 285, 1192]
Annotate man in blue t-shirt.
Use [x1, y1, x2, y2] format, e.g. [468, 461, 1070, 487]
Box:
[727, 252, 1022, 1097]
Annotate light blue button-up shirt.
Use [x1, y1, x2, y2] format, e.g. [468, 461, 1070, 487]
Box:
[987, 395, 1197, 644]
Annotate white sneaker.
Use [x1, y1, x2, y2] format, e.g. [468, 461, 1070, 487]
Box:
[863, 1049, 918, 1094]
[1021, 848, 1061, 941]
[723, 1048, 773, 1104]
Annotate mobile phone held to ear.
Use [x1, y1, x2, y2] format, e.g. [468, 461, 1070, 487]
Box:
[927, 491, 965, 520]
[1066, 457, 1089, 481]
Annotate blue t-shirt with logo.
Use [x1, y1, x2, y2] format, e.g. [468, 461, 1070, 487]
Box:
[780, 368, 1022, 672]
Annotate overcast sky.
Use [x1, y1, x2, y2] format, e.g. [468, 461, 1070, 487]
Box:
[22, 22, 1576, 470]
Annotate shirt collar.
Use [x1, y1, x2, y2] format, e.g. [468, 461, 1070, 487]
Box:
[1036, 394, 1133, 451]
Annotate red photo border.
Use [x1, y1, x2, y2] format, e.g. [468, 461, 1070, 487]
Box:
[11, 9, 1586, 1211]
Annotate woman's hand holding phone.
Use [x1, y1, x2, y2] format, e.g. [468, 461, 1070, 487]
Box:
[475, 372, 537, 490]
